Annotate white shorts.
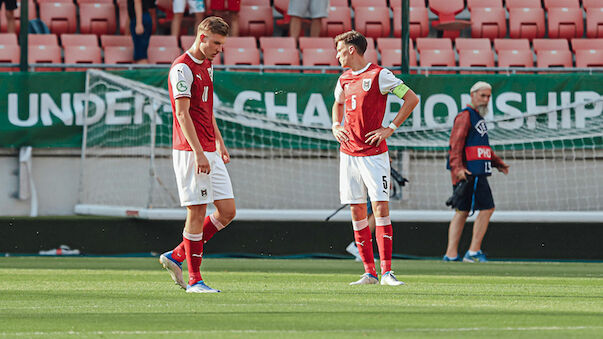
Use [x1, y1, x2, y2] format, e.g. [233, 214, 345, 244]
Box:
[173, 0, 205, 14]
[287, 0, 328, 19]
[173, 150, 234, 206]
[340, 151, 390, 204]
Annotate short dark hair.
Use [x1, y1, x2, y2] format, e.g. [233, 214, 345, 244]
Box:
[334, 30, 367, 55]
[198, 16, 230, 36]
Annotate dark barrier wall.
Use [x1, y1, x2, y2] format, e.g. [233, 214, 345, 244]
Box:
[2, 217, 602, 260]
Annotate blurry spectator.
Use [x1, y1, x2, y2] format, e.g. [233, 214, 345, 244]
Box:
[1, 0, 17, 33]
[128, 0, 154, 63]
[288, 0, 328, 39]
[172, 0, 205, 36]
[209, 0, 239, 36]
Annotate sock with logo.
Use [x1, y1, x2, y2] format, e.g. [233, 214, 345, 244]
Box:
[183, 231, 203, 286]
[352, 218, 377, 277]
[201, 214, 226, 244]
[375, 216, 393, 274]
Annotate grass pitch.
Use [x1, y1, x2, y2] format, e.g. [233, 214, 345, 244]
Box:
[0, 257, 602, 338]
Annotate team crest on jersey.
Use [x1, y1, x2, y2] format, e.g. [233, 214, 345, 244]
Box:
[207, 67, 213, 81]
[475, 119, 488, 136]
[362, 79, 372, 91]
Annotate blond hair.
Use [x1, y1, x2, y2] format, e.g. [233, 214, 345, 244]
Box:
[197, 16, 230, 36]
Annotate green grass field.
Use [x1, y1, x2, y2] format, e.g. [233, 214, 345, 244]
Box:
[0, 257, 602, 338]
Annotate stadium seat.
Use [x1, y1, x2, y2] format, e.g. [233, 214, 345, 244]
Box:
[416, 37, 455, 73]
[301, 48, 338, 73]
[536, 49, 573, 69]
[494, 38, 533, 70]
[429, 0, 470, 35]
[469, 6, 507, 39]
[494, 38, 531, 52]
[321, 6, 352, 38]
[37, 0, 73, 2]
[508, 7, 546, 40]
[533, 38, 570, 52]
[354, 6, 391, 38]
[377, 37, 402, 52]
[238, 5, 274, 38]
[103, 46, 134, 65]
[575, 49, 603, 67]
[455, 38, 492, 52]
[0, 33, 18, 46]
[76, 0, 113, 3]
[351, 0, 387, 9]
[180, 35, 195, 49]
[63, 45, 102, 71]
[100, 34, 132, 48]
[223, 46, 260, 68]
[0, 44, 19, 71]
[546, 6, 584, 39]
[298, 37, 333, 51]
[467, 0, 503, 11]
[364, 48, 378, 64]
[416, 37, 453, 52]
[543, 0, 580, 9]
[392, 6, 429, 39]
[259, 37, 296, 51]
[149, 35, 179, 48]
[224, 36, 257, 50]
[458, 49, 494, 73]
[380, 40, 417, 74]
[570, 38, 603, 52]
[329, 0, 349, 7]
[1, 0, 36, 33]
[262, 47, 300, 72]
[79, 3, 117, 36]
[390, 0, 427, 9]
[506, 0, 542, 9]
[148, 46, 182, 64]
[240, 0, 270, 6]
[28, 33, 59, 46]
[39, 2, 77, 34]
[586, 7, 603, 38]
[60, 34, 98, 47]
[28, 44, 62, 71]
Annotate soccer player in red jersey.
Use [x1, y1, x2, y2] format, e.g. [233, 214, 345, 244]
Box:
[159, 16, 236, 293]
[332, 31, 419, 285]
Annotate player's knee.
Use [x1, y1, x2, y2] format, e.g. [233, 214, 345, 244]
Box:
[220, 208, 236, 224]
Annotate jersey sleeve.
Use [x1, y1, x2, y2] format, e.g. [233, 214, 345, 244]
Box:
[378, 68, 403, 94]
[334, 77, 345, 103]
[169, 63, 193, 99]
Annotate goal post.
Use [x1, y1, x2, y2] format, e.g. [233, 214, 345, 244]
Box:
[76, 70, 603, 222]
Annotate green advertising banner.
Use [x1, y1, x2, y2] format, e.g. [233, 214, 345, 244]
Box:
[0, 70, 601, 148]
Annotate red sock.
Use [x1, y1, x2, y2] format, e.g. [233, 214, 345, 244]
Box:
[375, 216, 393, 274]
[183, 232, 203, 285]
[202, 214, 224, 244]
[353, 219, 377, 277]
[172, 241, 186, 263]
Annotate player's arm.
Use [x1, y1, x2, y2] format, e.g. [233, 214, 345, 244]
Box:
[213, 114, 230, 164]
[449, 112, 471, 181]
[365, 69, 419, 146]
[332, 79, 350, 145]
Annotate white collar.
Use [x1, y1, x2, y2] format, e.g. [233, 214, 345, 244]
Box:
[186, 51, 205, 64]
[352, 63, 371, 75]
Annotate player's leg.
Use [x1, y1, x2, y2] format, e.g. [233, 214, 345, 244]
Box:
[202, 151, 236, 244]
[444, 210, 468, 261]
[346, 200, 372, 261]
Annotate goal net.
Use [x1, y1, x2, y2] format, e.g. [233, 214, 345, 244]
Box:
[76, 69, 603, 222]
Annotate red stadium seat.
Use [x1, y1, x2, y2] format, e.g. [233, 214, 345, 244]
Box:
[329, 0, 349, 7]
[533, 38, 570, 52]
[299, 37, 333, 51]
[393, 6, 429, 39]
[39, 2, 77, 34]
[354, 6, 391, 38]
[416, 37, 455, 73]
[321, 6, 352, 38]
[61, 34, 98, 47]
[301, 48, 338, 73]
[467, 0, 503, 11]
[583, 0, 603, 10]
[149, 35, 179, 48]
[76, 0, 113, 3]
[416, 37, 453, 52]
[79, 3, 117, 36]
[536, 49, 573, 68]
[259, 37, 296, 51]
[238, 5, 274, 38]
[458, 49, 494, 73]
[100, 34, 132, 48]
[571, 38, 603, 52]
[223, 46, 260, 67]
[494, 38, 531, 52]
[241, 0, 270, 6]
[575, 49, 603, 67]
[263, 47, 300, 72]
[148, 46, 182, 64]
[0, 33, 18, 46]
[455, 38, 492, 52]
[103, 46, 134, 65]
[547, 7, 584, 39]
[28, 34, 59, 46]
[380, 40, 417, 74]
[37, 0, 73, 2]
[0, 44, 19, 71]
[543, 0, 580, 9]
[1, 0, 36, 33]
[64, 45, 102, 71]
[494, 38, 533, 70]
[508, 7, 546, 40]
[351, 0, 387, 9]
[364, 48, 378, 64]
[506, 0, 542, 9]
[28, 44, 62, 71]
[470, 7, 507, 39]
[586, 7, 603, 38]
[377, 37, 404, 53]
[429, 0, 470, 36]
[180, 35, 195, 49]
[390, 0, 427, 9]
[224, 36, 257, 52]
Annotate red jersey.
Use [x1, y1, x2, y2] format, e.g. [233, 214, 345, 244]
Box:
[334, 63, 402, 157]
[168, 52, 216, 152]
